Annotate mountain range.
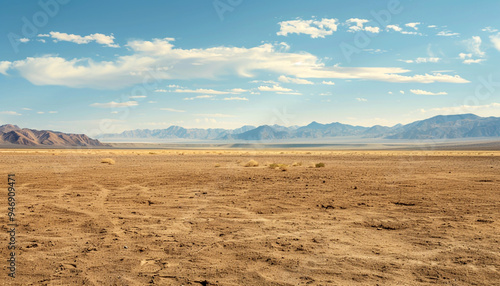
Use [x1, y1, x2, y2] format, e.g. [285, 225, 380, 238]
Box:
[97, 114, 500, 141]
[0, 124, 106, 147]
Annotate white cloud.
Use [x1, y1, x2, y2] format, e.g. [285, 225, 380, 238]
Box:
[19, 38, 30, 43]
[277, 18, 338, 38]
[148, 101, 157, 103]
[364, 26, 381, 33]
[38, 39, 46, 43]
[410, 89, 447, 95]
[386, 24, 420, 35]
[400, 57, 441, 64]
[129, 95, 147, 99]
[482, 27, 498, 33]
[437, 30, 460, 37]
[356, 97, 367, 102]
[37, 34, 49, 37]
[258, 85, 293, 92]
[0, 61, 11, 75]
[173, 88, 231, 94]
[278, 75, 313, 84]
[405, 22, 420, 30]
[322, 80, 335, 85]
[183, 95, 215, 100]
[276, 91, 302, 95]
[194, 113, 234, 118]
[48, 111, 58, 114]
[90, 101, 138, 108]
[37, 111, 45, 114]
[459, 53, 472, 60]
[6, 38, 469, 89]
[465, 36, 484, 57]
[160, 108, 185, 112]
[46, 31, 119, 47]
[388, 91, 393, 94]
[386, 25, 402, 32]
[490, 33, 500, 51]
[346, 18, 379, 33]
[22, 108, 32, 110]
[463, 59, 485, 64]
[230, 88, 248, 93]
[400, 90, 405, 94]
[154, 89, 167, 92]
[0, 111, 21, 116]
[427, 25, 437, 28]
[223, 97, 248, 101]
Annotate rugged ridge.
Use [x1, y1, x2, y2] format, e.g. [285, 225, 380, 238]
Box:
[96, 113, 500, 141]
[0, 125, 106, 147]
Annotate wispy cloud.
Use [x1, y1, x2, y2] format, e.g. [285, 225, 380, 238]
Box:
[183, 95, 215, 100]
[0, 111, 22, 116]
[482, 26, 498, 33]
[490, 33, 500, 51]
[194, 113, 234, 118]
[437, 30, 460, 37]
[278, 75, 313, 85]
[399, 57, 441, 64]
[258, 85, 293, 92]
[322, 81, 335, 85]
[42, 31, 119, 47]
[90, 101, 138, 108]
[356, 97, 367, 102]
[173, 88, 231, 94]
[5, 38, 469, 88]
[223, 97, 248, 101]
[410, 89, 447, 95]
[160, 108, 185, 112]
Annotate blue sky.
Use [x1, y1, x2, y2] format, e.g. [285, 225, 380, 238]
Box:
[1, 0, 500, 135]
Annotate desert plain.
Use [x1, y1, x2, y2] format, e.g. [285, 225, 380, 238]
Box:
[0, 149, 499, 285]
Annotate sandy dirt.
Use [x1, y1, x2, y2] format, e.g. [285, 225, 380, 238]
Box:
[1, 149, 499, 285]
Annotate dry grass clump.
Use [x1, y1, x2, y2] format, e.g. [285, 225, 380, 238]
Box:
[101, 158, 115, 165]
[269, 163, 288, 171]
[292, 162, 302, 167]
[315, 162, 325, 168]
[214, 163, 221, 168]
[244, 160, 259, 167]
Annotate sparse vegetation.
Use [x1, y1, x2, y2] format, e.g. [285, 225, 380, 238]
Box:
[214, 163, 221, 168]
[292, 162, 302, 167]
[315, 162, 325, 168]
[269, 163, 288, 171]
[101, 158, 115, 165]
[244, 160, 259, 167]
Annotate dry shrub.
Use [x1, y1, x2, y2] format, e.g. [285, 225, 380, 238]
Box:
[214, 163, 221, 168]
[101, 158, 115, 165]
[269, 163, 288, 171]
[245, 160, 259, 167]
[292, 162, 302, 167]
[315, 162, 325, 168]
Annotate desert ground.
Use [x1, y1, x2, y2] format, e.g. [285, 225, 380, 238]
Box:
[1, 149, 499, 285]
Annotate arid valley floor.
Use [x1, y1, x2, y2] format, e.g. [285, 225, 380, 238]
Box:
[1, 149, 499, 285]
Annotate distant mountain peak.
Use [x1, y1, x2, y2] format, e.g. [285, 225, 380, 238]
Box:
[96, 113, 500, 142]
[0, 125, 106, 147]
